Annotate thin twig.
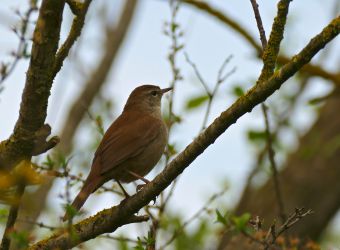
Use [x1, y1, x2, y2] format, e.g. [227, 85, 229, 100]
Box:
[183, 0, 340, 85]
[261, 104, 285, 222]
[249, 0, 288, 222]
[185, 52, 235, 130]
[250, 0, 267, 49]
[275, 208, 313, 240]
[184, 52, 210, 94]
[52, 0, 93, 78]
[160, 187, 228, 249]
[0, 2, 38, 86]
[146, 2, 184, 248]
[0, 184, 25, 250]
[241, 208, 313, 250]
[100, 234, 144, 245]
[36, 165, 122, 195]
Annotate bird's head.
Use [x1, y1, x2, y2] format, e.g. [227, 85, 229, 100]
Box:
[123, 85, 172, 116]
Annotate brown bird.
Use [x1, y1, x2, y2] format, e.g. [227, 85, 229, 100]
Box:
[63, 85, 171, 221]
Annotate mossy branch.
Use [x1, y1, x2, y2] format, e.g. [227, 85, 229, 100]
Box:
[183, 0, 340, 85]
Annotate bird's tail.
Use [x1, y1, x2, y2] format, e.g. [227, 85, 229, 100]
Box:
[62, 178, 99, 221]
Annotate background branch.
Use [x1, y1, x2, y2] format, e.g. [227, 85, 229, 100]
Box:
[183, 0, 340, 85]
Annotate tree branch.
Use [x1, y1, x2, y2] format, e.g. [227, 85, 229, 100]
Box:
[250, 0, 291, 222]
[0, 1, 66, 248]
[52, 0, 93, 78]
[29, 16, 340, 250]
[258, 0, 292, 83]
[0, 0, 66, 170]
[183, 0, 340, 85]
[0, 184, 25, 250]
[12, 0, 139, 239]
[0, 0, 92, 249]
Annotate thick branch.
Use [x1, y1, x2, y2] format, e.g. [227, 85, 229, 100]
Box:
[0, 1, 66, 249]
[29, 16, 340, 250]
[258, 0, 291, 83]
[0, 0, 66, 171]
[13, 0, 139, 239]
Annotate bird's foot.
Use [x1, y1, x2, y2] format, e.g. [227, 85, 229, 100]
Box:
[117, 180, 130, 199]
[136, 184, 146, 192]
[136, 184, 157, 204]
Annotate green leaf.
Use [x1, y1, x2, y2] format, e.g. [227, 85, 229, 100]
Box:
[0, 208, 8, 223]
[9, 231, 29, 249]
[247, 130, 267, 142]
[232, 213, 251, 232]
[64, 204, 78, 220]
[215, 209, 228, 226]
[145, 233, 155, 246]
[232, 85, 245, 97]
[95, 115, 105, 136]
[167, 143, 178, 157]
[186, 95, 209, 110]
[134, 237, 145, 250]
[42, 155, 55, 169]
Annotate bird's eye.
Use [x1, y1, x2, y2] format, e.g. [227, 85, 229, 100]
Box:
[151, 91, 157, 96]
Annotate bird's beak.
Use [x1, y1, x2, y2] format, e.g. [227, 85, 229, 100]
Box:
[160, 87, 173, 94]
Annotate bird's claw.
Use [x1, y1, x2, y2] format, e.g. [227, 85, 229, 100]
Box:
[136, 184, 156, 204]
[136, 184, 146, 192]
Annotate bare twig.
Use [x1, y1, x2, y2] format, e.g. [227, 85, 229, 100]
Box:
[241, 208, 313, 250]
[0, 2, 38, 86]
[145, 2, 184, 248]
[263, 208, 313, 250]
[261, 104, 285, 222]
[36, 165, 122, 195]
[250, 0, 267, 49]
[183, 0, 340, 85]
[100, 234, 144, 245]
[166, 0, 184, 127]
[279, 208, 312, 236]
[160, 187, 228, 249]
[52, 0, 93, 78]
[184, 52, 210, 94]
[241, 75, 309, 199]
[250, 0, 291, 222]
[0, 184, 25, 250]
[185, 52, 235, 130]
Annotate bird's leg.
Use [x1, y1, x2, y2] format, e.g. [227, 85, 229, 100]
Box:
[127, 170, 150, 184]
[127, 171, 157, 204]
[116, 180, 130, 199]
[127, 170, 150, 192]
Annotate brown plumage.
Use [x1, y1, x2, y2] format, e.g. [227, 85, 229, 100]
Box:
[63, 85, 171, 221]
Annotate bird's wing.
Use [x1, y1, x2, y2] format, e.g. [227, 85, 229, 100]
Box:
[94, 112, 162, 175]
